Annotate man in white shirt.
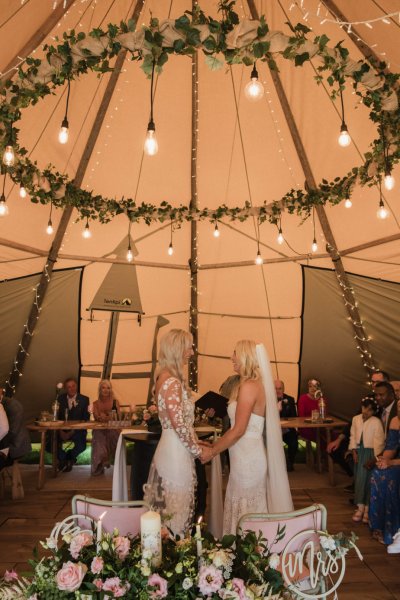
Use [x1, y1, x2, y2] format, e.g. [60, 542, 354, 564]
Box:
[374, 381, 397, 436]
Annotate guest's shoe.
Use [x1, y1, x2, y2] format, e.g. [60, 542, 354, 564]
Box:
[352, 509, 363, 522]
[63, 459, 73, 472]
[344, 483, 354, 493]
[372, 530, 385, 544]
[387, 531, 400, 554]
[58, 459, 67, 472]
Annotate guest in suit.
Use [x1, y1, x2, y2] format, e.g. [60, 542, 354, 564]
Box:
[275, 379, 298, 471]
[56, 378, 89, 472]
[374, 381, 397, 437]
[0, 389, 31, 471]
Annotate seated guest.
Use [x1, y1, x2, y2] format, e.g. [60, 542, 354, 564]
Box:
[298, 378, 328, 442]
[91, 379, 121, 476]
[374, 381, 397, 437]
[275, 379, 298, 471]
[369, 399, 400, 553]
[0, 388, 31, 471]
[57, 378, 89, 472]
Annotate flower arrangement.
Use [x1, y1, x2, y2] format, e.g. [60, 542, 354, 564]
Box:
[194, 406, 223, 429]
[0, 522, 359, 599]
[132, 401, 161, 431]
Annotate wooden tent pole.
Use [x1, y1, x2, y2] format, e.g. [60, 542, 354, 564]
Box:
[0, 0, 76, 83]
[4, 0, 145, 397]
[246, 0, 375, 375]
[189, 41, 199, 391]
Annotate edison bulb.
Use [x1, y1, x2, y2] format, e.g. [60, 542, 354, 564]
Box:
[255, 250, 263, 265]
[338, 125, 351, 147]
[3, 145, 15, 166]
[384, 173, 395, 191]
[58, 126, 69, 144]
[311, 239, 318, 253]
[0, 197, 8, 216]
[168, 242, 174, 256]
[127, 248, 133, 262]
[245, 78, 264, 101]
[19, 186, 27, 198]
[144, 128, 158, 156]
[344, 198, 352, 208]
[46, 221, 54, 235]
[277, 230, 284, 245]
[213, 224, 220, 238]
[377, 202, 388, 220]
[82, 224, 92, 238]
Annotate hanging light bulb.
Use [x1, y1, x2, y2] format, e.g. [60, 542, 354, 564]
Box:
[3, 145, 15, 166]
[277, 227, 284, 245]
[245, 64, 264, 101]
[311, 238, 318, 253]
[82, 219, 92, 238]
[144, 121, 158, 156]
[338, 122, 351, 147]
[344, 198, 352, 208]
[19, 186, 27, 198]
[384, 169, 395, 191]
[255, 249, 263, 265]
[46, 219, 54, 235]
[377, 198, 389, 219]
[58, 117, 69, 144]
[213, 223, 220, 238]
[127, 245, 133, 262]
[168, 242, 174, 256]
[0, 194, 8, 217]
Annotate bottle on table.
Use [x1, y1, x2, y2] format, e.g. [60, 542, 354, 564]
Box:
[318, 396, 326, 420]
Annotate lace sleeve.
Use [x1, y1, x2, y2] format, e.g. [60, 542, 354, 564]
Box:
[164, 378, 201, 458]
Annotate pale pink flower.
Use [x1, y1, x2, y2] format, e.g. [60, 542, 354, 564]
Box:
[114, 535, 131, 560]
[28, 595, 38, 600]
[198, 564, 224, 595]
[69, 531, 93, 559]
[4, 570, 18, 582]
[93, 578, 103, 590]
[56, 561, 87, 592]
[148, 573, 168, 598]
[148, 404, 158, 414]
[143, 412, 151, 421]
[232, 578, 247, 600]
[103, 576, 129, 597]
[91, 556, 104, 575]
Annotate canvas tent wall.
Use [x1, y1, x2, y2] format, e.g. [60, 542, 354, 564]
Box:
[0, 0, 399, 420]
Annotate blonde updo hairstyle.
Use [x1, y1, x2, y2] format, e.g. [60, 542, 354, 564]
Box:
[230, 339, 261, 402]
[155, 328, 193, 386]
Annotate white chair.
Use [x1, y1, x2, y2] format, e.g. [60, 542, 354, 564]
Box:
[238, 504, 328, 597]
[72, 495, 149, 537]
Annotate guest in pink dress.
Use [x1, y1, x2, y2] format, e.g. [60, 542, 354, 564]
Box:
[298, 378, 328, 442]
[91, 380, 121, 476]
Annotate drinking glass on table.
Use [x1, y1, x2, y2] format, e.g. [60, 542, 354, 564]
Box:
[311, 409, 320, 422]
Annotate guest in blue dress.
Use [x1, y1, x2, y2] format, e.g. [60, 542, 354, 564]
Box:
[369, 412, 400, 550]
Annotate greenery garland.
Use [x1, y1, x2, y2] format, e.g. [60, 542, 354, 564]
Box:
[0, 0, 399, 226]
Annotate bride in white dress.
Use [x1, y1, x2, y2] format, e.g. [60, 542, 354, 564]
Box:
[143, 329, 202, 537]
[200, 340, 293, 534]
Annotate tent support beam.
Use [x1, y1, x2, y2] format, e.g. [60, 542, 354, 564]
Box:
[4, 0, 145, 397]
[246, 0, 375, 376]
[0, 0, 76, 82]
[189, 41, 199, 391]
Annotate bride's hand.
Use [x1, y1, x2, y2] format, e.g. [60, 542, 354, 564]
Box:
[198, 440, 212, 447]
[200, 445, 214, 464]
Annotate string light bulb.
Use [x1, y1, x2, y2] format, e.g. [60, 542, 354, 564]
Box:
[384, 169, 395, 191]
[46, 219, 54, 235]
[19, 186, 27, 198]
[82, 218, 91, 238]
[3, 145, 15, 166]
[58, 79, 71, 144]
[338, 123, 351, 147]
[311, 238, 318, 253]
[0, 194, 8, 217]
[344, 198, 352, 208]
[255, 249, 263, 265]
[168, 241, 174, 256]
[144, 121, 158, 156]
[127, 244, 133, 262]
[277, 227, 284, 244]
[213, 222, 220, 238]
[245, 63, 264, 101]
[377, 198, 388, 219]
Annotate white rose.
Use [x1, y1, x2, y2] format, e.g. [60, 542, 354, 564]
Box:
[175, 562, 183, 574]
[182, 577, 193, 590]
[212, 549, 229, 568]
[269, 553, 280, 570]
[319, 535, 336, 551]
[45, 536, 58, 549]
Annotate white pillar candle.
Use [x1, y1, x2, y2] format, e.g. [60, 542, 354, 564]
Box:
[96, 511, 107, 553]
[196, 516, 203, 557]
[141, 510, 162, 567]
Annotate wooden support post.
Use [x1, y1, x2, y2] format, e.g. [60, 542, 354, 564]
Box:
[189, 39, 199, 391]
[246, 0, 375, 375]
[4, 0, 145, 397]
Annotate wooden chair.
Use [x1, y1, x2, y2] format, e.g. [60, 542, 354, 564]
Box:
[72, 495, 149, 537]
[0, 460, 24, 500]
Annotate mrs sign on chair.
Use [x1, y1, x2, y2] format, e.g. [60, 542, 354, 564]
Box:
[72, 495, 149, 537]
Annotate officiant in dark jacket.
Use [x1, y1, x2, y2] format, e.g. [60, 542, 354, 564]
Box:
[56, 378, 90, 472]
[275, 380, 298, 471]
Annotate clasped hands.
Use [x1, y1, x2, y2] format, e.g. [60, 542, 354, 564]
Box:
[198, 440, 215, 464]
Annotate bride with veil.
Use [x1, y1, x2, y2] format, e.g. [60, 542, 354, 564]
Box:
[200, 340, 293, 534]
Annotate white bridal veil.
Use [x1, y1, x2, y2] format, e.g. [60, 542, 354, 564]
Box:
[256, 343, 294, 513]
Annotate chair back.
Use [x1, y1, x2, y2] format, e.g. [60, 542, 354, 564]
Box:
[237, 503, 327, 553]
[72, 495, 149, 537]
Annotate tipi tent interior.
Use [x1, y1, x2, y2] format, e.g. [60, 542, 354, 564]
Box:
[0, 0, 399, 424]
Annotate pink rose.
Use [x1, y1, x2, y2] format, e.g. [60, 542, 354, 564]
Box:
[149, 404, 158, 414]
[114, 535, 130, 560]
[103, 577, 129, 597]
[4, 570, 18, 582]
[56, 561, 87, 592]
[93, 578, 103, 590]
[69, 531, 93, 559]
[91, 556, 104, 575]
[232, 578, 247, 600]
[198, 565, 224, 596]
[148, 573, 168, 598]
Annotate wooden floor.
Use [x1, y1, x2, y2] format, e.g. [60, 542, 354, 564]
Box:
[0, 464, 399, 599]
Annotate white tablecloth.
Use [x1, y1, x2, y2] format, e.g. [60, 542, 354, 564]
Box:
[112, 427, 223, 538]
